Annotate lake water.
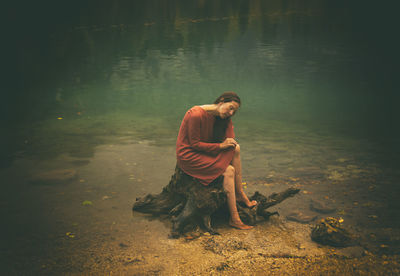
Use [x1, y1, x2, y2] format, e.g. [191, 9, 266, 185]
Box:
[2, 1, 399, 274]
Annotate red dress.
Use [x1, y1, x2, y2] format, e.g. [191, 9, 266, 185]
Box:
[176, 106, 235, 185]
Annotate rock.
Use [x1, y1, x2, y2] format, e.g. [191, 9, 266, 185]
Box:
[30, 169, 77, 185]
[297, 243, 306, 250]
[310, 199, 336, 214]
[311, 217, 356, 247]
[286, 211, 317, 223]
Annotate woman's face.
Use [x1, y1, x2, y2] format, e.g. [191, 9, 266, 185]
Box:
[217, 101, 240, 119]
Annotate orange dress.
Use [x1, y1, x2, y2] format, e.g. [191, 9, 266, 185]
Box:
[176, 106, 235, 185]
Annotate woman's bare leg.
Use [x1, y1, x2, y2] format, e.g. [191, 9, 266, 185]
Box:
[223, 165, 253, 230]
[231, 144, 257, 208]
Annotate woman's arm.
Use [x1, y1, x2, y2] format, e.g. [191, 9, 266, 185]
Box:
[225, 119, 235, 139]
[187, 112, 221, 154]
[220, 121, 237, 149]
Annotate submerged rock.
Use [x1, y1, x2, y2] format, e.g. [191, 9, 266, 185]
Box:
[310, 199, 336, 214]
[311, 217, 355, 247]
[30, 169, 77, 185]
[286, 211, 317, 223]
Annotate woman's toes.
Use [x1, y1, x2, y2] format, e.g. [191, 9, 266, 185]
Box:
[248, 200, 257, 208]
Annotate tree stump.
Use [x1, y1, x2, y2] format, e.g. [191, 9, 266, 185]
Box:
[133, 166, 300, 237]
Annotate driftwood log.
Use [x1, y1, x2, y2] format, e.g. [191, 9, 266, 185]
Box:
[133, 166, 300, 237]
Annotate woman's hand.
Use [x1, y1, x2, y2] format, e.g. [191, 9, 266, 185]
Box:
[220, 138, 238, 150]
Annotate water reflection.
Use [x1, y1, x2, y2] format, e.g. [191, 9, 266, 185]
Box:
[8, 1, 358, 118]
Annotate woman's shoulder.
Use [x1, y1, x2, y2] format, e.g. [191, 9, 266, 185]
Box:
[186, 106, 206, 117]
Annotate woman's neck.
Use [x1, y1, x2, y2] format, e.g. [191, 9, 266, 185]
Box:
[199, 104, 218, 116]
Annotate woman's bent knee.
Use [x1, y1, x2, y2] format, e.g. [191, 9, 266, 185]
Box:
[223, 165, 235, 178]
[234, 144, 240, 154]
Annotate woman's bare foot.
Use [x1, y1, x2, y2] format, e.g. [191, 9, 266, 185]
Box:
[229, 218, 254, 230]
[246, 200, 257, 208]
[237, 198, 258, 208]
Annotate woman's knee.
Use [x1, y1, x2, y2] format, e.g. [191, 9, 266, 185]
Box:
[234, 144, 240, 155]
[223, 165, 235, 178]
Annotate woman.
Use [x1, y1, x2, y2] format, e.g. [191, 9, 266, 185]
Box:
[176, 92, 256, 230]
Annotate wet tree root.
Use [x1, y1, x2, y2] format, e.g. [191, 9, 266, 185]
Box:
[133, 166, 300, 237]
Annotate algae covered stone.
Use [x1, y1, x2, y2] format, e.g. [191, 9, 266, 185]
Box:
[311, 217, 355, 247]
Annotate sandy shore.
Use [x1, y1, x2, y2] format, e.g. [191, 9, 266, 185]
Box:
[1, 139, 399, 275]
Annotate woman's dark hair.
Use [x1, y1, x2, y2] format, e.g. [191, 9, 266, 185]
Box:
[214, 91, 241, 106]
[212, 91, 241, 143]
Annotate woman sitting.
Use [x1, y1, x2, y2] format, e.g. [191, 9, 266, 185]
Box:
[176, 92, 256, 230]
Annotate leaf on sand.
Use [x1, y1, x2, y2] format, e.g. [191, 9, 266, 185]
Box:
[82, 200, 93, 206]
[66, 232, 75, 238]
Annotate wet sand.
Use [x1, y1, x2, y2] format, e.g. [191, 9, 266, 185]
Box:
[1, 137, 399, 275]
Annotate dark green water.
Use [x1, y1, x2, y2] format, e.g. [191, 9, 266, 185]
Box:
[4, 1, 399, 164]
[2, 1, 399, 274]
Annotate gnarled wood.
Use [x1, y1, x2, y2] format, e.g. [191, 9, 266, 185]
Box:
[133, 166, 300, 237]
